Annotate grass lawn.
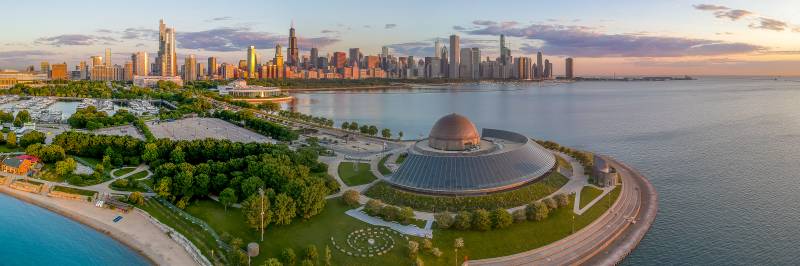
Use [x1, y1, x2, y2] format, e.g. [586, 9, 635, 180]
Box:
[128, 170, 149, 180]
[378, 154, 392, 176]
[138, 198, 227, 265]
[0, 145, 23, 153]
[72, 156, 101, 169]
[338, 162, 376, 186]
[19, 179, 43, 185]
[556, 155, 572, 171]
[432, 185, 622, 263]
[111, 167, 137, 177]
[579, 186, 604, 209]
[395, 153, 407, 164]
[34, 164, 66, 183]
[52, 185, 96, 196]
[186, 198, 441, 266]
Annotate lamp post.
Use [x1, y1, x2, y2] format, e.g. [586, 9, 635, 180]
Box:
[259, 188, 265, 242]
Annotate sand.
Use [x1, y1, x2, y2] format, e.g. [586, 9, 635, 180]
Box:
[0, 187, 198, 266]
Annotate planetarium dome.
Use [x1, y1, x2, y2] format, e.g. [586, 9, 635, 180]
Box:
[428, 113, 481, 151]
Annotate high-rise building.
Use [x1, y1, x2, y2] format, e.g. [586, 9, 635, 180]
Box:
[91, 56, 103, 67]
[565, 57, 574, 79]
[197, 63, 205, 80]
[471, 48, 480, 79]
[132, 52, 149, 76]
[156, 19, 177, 77]
[183, 55, 197, 81]
[381, 46, 390, 58]
[434, 39, 443, 58]
[536, 51, 543, 79]
[515, 57, 531, 80]
[544, 59, 551, 79]
[207, 57, 217, 77]
[349, 48, 361, 67]
[459, 48, 473, 79]
[105, 48, 112, 66]
[247, 46, 257, 78]
[123, 61, 134, 81]
[221, 63, 235, 79]
[309, 48, 319, 68]
[440, 45, 448, 77]
[449, 35, 460, 79]
[288, 23, 299, 66]
[238, 60, 247, 71]
[51, 63, 68, 80]
[78, 61, 87, 80]
[40, 61, 50, 77]
[333, 52, 347, 69]
[274, 44, 285, 68]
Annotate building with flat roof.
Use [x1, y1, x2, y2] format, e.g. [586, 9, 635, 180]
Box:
[133, 75, 184, 88]
[388, 113, 556, 195]
[217, 80, 288, 103]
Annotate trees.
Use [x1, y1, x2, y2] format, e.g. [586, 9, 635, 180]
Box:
[526, 201, 550, 221]
[128, 192, 145, 205]
[304, 245, 318, 262]
[54, 158, 77, 176]
[26, 144, 65, 163]
[491, 208, 513, 229]
[343, 189, 360, 207]
[399, 206, 415, 224]
[220, 188, 237, 212]
[381, 128, 391, 139]
[472, 209, 492, 231]
[348, 122, 358, 131]
[340, 122, 350, 131]
[324, 245, 332, 266]
[241, 194, 272, 231]
[454, 211, 472, 230]
[398, 131, 404, 140]
[240, 176, 265, 199]
[141, 143, 159, 162]
[512, 209, 527, 223]
[264, 258, 283, 266]
[280, 248, 296, 266]
[19, 130, 45, 148]
[365, 199, 383, 216]
[368, 125, 378, 136]
[15, 110, 30, 125]
[554, 193, 571, 208]
[6, 132, 17, 147]
[435, 212, 454, 229]
[272, 193, 297, 225]
[258, 101, 280, 113]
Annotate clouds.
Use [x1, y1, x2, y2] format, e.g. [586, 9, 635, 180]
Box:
[0, 50, 56, 59]
[749, 17, 788, 31]
[457, 21, 763, 57]
[176, 27, 339, 52]
[694, 3, 795, 32]
[384, 24, 397, 29]
[207, 16, 232, 22]
[387, 38, 497, 57]
[35, 34, 117, 46]
[121, 28, 159, 40]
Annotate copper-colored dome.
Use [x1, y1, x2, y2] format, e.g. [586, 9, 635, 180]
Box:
[428, 113, 480, 151]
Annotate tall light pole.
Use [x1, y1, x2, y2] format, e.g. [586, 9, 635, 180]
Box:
[259, 188, 265, 242]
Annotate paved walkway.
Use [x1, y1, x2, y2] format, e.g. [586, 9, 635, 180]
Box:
[345, 207, 433, 238]
[84, 164, 152, 195]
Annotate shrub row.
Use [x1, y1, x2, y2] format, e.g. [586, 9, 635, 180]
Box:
[435, 193, 571, 231]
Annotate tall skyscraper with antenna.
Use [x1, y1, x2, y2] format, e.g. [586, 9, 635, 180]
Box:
[288, 22, 299, 67]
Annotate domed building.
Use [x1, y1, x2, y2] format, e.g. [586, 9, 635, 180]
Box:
[387, 113, 556, 195]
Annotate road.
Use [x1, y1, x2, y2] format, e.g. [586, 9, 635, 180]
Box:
[469, 155, 657, 266]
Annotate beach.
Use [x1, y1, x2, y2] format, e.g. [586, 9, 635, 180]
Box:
[0, 186, 197, 266]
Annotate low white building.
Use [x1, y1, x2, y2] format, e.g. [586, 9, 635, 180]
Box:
[217, 80, 283, 102]
[133, 75, 184, 88]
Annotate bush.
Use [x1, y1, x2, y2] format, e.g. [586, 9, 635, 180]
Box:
[281, 248, 296, 266]
[526, 202, 550, 221]
[472, 209, 492, 231]
[430, 247, 443, 257]
[399, 206, 415, 224]
[343, 189, 360, 207]
[434, 212, 454, 229]
[454, 211, 472, 230]
[554, 193, 570, 207]
[365, 199, 383, 216]
[491, 208, 513, 229]
[381, 205, 400, 221]
[408, 240, 419, 259]
[304, 245, 318, 261]
[512, 209, 527, 223]
[543, 198, 558, 210]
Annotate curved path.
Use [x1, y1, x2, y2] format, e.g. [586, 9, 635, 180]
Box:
[469, 155, 657, 266]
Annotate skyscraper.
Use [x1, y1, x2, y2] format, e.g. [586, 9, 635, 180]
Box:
[247, 46, 257, 78]
[123, 61, 133, 81]
[274, 44, 284, 68]
[544, 59, 551, 79]
[449, 35, 460, 79]
[472, 47, 480, 79]
[333, 52, 347, 69]
[207, 57, 217, 77]
[459, 48, 473, 79]
[51, 62, 68, 80]
[310, 47, 319, 68]
[105, 48, 112, 66]
[434, 39, 443, 58]
[156, 19, 177, 77]
[536, 51, 543, 79]
[288, 23, 299, 67]
[381, 46, 389, 58]
[500, 35, 509, 65]
[565, 57, 574, 79]
[79, 61, 87, 80]
[90, 56, 103, 67]
[349, 48, 361, 67]
[132, 52, 149, 76]
[183, 55, 196, 81]
[40, 61, 50, 77]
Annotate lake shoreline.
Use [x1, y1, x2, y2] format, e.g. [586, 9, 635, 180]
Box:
[0, 186, 196, 266]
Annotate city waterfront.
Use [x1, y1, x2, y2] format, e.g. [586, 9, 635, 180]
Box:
[0, 193, 149, 265]
[290, 77, 800, 265]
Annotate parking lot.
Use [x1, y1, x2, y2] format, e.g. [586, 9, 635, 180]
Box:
[148, 117, 274, 143]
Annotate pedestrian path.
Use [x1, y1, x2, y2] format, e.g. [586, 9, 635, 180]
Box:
[345, 206, 433, 238]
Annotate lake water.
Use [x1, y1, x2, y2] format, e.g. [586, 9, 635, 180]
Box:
[0, 193, 150, 265]
[289, 77, 800, 265]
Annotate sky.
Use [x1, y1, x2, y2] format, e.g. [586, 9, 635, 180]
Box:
[4, 0, 800, 76]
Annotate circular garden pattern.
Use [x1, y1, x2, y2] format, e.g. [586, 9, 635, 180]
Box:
[331, 227, 408, 257]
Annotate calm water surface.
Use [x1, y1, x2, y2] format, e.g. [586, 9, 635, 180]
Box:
[289, 77, 800, 265]
[0, 193, 150, 265]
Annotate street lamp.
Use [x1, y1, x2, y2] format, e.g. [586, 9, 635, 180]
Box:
[259, 188, 265, 242]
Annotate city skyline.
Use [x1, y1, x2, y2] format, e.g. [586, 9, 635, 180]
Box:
[4, 1, 800, 75]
